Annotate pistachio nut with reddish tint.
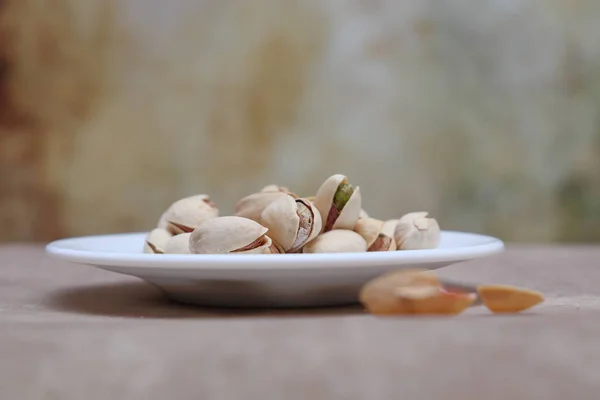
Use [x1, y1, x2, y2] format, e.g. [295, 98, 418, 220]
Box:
[354, 218, 396, 252]
[313, 174, 362, 232]
[189, 216, 272, 254]
[302, 230, 367, 254]
[394, 212, 440, 250]
[260, 196, 322, 253]
[163, 233, 192, 254]
[158, 194, 218, 235]
[143, 228, 173, 254]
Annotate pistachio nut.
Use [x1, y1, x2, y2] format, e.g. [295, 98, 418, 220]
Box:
[354, 218, 396, 252]
[261, 196, 322, 252]
[189, 216, 272, 254]
[394, 212, 440, 250]
[163, 233, 192, 254]
[261, 184, 293, 194]
[158, 194, 218, 234]
[263, 240, 285, 254]
[234, 192, 291, 224]
[143, 228, 173, 254]
[302, 230, 367, 253]
[314, 174, 362, 232]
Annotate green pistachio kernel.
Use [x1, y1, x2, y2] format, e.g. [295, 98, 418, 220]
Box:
[333, 183, 354, 211]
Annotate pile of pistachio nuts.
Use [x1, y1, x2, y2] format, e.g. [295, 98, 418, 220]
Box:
[143, 174, 441, 255]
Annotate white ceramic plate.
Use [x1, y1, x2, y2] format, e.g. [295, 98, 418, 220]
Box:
[46, 231, 504, 308]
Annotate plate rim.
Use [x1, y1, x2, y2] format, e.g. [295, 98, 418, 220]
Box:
[45, 230, 505, 270]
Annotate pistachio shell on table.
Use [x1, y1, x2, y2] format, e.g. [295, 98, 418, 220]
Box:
[354, 218, 396, 252]
[189, 216, 272, 254]
[158, 194, 218, 234]
[313, 174, 362, 232]
[143, 228, 173, 254]
[477, 285, 544, 313]
[261, 196, 322, 252]
[360, 269, 475, 315]
[302, 230, 367, 253]
[394, 212, 440, 250]
[163, 233, 192, 254]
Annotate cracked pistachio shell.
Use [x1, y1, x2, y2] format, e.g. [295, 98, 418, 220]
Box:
[189, 216, 271, 254]
[234, 192, 290, 224]
[394, 212, 440, 250]
[354, 218, 384, 248]
[158, 194, 218, 234]
[381, 219, 398, 251]
[303, 230, 367, 254]
[163, 233, 192, 254]
[313, 174, 362, 232]
[263, 239, 285, 254]
[143, 228, 173, 254]
[354, 218, 396, 252]
[261, 196, 322, 252]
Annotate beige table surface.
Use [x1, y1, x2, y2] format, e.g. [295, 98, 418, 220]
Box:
[1, 244, 599, 399]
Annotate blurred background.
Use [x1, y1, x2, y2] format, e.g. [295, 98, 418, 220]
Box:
[1, 0, 599, 243]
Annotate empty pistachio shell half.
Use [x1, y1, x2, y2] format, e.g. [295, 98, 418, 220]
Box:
[477, 285, 544, 313]
[158, 194, 218, 234]
[143, 228, 173, 254]
[261, 196, 322, 252]
[163, 233, 192, 254]
[314, 174, 362, 232]
[394, 212, 440, 250]
[354, 218, 396, 252]
[234, 192, 291, 224]
[189, 216, 271, 254]
[303, 230, 367, 253]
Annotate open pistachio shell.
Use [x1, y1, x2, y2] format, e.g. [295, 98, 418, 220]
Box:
[303, 230, 367, 253]
[354, 218, 384, 248]
[163, 233, 192, 254]
[394, 212, 440, 250]
[189, 216, 271, 254]
[354, 218, 396, 252]
[143, 228, 173, 254]
[158, 194, 218, 234]
[263, 239, 284, 254]
[234, 192, 290, 224]
[313, 174, 362, 232]
[261, 196, 322, 252]
[381, 219, 398, 251]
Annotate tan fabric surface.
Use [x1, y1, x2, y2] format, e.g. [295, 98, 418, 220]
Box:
[0, 245, 599, 399]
